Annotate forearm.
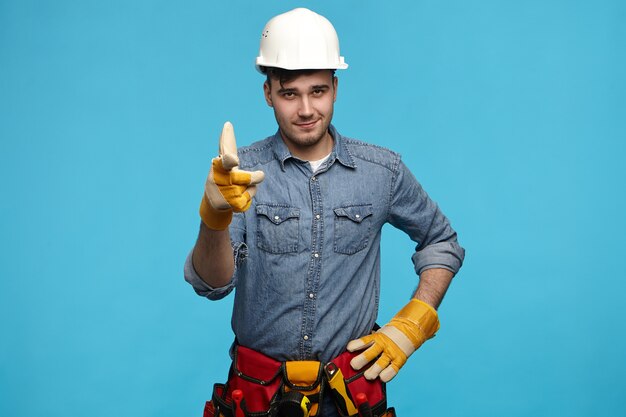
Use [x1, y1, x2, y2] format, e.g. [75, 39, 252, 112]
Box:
[191, 222, 235, 288]
[413, 267, 454, 310]
[349, 267, 449, 381]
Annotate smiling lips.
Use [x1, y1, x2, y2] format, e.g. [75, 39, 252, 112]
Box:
[295, 119, 319, 129]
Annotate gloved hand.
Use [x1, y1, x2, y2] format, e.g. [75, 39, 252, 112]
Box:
[199, 121, 265, 230]
[347, 299, 440, 382]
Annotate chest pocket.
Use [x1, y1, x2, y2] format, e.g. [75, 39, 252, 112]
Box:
[333, 204, 373, 255]
[256, 204, 300, 254]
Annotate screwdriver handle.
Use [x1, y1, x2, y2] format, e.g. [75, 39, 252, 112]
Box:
[232, 390, 245, 417]
[356, 393, 373, 417]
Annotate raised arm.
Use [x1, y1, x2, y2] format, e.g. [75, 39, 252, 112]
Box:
[190, 122, 264, 287]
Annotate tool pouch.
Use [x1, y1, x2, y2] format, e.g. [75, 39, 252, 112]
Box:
[203, 346, 396, 417]
[327, 351, 389, 417]
[280, 360, 324, 416]
[207, 345, 282, 417]
[206, 346, 324, 417]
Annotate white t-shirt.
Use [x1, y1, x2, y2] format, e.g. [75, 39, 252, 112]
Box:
[309, 153, 331, 173]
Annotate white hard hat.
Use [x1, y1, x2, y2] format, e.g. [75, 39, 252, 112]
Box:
[255, 8, 348, 73]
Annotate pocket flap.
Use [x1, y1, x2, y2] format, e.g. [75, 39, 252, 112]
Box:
[234, 345, 282, 383]
[333, 205, 373, 223]
[283, 360, 323, 391]
[256, 204, 300, 225]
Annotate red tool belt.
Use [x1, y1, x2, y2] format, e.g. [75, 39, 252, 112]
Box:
[203, 345, 396, 417]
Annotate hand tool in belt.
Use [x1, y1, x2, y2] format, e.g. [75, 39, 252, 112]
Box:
[324, 362, 358, 416]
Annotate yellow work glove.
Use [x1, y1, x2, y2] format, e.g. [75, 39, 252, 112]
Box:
[347, 299, 440, 382]
[199, 121, 265, 230]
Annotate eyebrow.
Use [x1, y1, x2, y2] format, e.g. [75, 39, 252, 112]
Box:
[277, 84, 330, 94]
[277, 87, 298, 94]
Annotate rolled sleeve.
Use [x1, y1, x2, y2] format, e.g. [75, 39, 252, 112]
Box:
[387, 159, 465, 276]
[183, 248, 230, 300]
[183, 216, 248, 300]
[412, 241, 465, 275]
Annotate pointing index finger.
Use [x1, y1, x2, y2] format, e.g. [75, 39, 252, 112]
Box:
[219, 121, 239, 170]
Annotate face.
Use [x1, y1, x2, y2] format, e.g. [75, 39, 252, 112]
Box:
[264, 70, 338, 158]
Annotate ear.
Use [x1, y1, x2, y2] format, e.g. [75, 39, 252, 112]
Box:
[332, 76, 338, 103]
[263, 81, 273, 107]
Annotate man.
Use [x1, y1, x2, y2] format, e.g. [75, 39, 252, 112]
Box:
[185, 8, 464, 417]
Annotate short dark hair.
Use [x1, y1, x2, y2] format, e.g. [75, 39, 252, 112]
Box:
[261, 67, 336, 90]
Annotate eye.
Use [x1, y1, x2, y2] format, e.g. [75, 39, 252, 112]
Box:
[312, 89, 324, 96]
[281, 92, 296, 99]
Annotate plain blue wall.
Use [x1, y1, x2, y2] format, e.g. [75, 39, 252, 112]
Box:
[1, 1, 625, 416]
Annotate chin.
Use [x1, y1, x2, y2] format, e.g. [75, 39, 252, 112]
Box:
[284, 128, 324, 145]
[296, 133, 325, 147]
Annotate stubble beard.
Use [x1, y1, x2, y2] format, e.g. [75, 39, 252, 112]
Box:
[282, 128, 326, 148]
[278, 113, 333, 152]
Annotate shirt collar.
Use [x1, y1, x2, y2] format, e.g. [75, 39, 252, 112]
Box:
[272, 124, 357, 171]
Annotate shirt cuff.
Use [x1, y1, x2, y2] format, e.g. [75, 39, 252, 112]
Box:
[412, 241, 465, 275]
[418, 264, 456, 274]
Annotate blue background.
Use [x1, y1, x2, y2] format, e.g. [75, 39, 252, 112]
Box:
[1, 1, 625, 416]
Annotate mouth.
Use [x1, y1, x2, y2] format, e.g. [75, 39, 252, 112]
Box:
[294, 119, 319, 130]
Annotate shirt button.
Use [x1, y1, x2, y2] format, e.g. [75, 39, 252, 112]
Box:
[315, 214, 321, 220]
[355, 214, 360, 219]
[313, 253, 319, 258]
[274, 215, 280, 221]
[309, 293, 314, 299]
[311, 176, 316, 181]
[303, 335, 309, 341]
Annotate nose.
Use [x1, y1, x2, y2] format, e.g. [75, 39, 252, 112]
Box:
[298, 96, 313, 118]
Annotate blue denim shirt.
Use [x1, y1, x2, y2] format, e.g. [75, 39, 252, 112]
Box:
[185, 125, 465, 363]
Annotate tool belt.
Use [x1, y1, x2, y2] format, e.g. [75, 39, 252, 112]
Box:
[203, 345, 396, 417]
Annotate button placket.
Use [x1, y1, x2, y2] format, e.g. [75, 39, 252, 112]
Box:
[302, 172, 324, 356]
